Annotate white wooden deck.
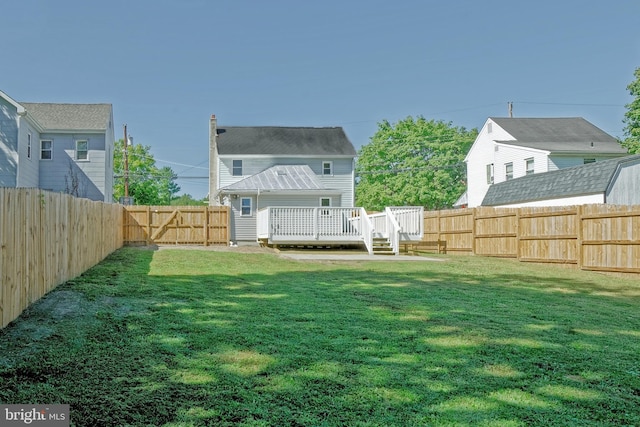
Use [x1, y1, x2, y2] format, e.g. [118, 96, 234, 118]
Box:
[257, 206, 423, 255]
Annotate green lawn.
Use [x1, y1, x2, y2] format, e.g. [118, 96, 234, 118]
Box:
[1, 248, 639, 426]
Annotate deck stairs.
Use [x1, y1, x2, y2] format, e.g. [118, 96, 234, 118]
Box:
[371, 237, 395, 255]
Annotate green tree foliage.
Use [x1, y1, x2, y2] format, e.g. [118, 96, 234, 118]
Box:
[113, 139, 180, 205]
[356, 117, 477, 211]
[170, 194, 206, 206]
[622, 67, 640, 154]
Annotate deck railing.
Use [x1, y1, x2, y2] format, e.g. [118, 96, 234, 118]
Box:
[257, 206, 422, 254]
[385, 207, 402, 255]
[389, 206, 424, 240]
[258, 207, 364, 242]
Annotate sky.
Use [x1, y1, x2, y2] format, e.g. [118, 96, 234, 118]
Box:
[3, 0, 639, 199]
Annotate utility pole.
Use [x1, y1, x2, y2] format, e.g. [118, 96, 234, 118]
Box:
[508, 102, 513, 118]
[123, 124, 130, 199]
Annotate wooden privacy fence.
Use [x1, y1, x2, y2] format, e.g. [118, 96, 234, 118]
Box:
[418, 204, 640, 274]
[0, 188, 123, 329]
[123, 205, 229, 246]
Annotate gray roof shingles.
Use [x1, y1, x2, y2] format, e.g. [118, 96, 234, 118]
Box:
[491, 117, 627, 154]
[221, 165, 329, 192]
[482, 155, 640, 206]
[216, 126, 356, 156]
[20, 102, 112, 131]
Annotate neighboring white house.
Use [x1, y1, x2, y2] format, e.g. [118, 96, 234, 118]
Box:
[208, 115, 357, 242]
[482, 154, 640, 207]
[0, 90, 115, 202]
[463, 117, 628, 208]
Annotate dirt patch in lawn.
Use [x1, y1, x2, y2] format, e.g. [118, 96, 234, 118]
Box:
[0, 290, 130, 369]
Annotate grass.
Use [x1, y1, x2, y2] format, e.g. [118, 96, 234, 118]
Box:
[1, 248, 639, 426]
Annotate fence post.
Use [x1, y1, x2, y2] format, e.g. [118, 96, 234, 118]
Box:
[146, 206, 152, 245]
[576, 205, 583, 270]
[471, 208, 477, 255]
[516, 209, 521, 261]
[436, 210, 441, 253]
[204, 207, 210, 247]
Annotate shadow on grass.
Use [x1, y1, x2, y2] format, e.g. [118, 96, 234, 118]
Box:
[0, 248, 639, 426]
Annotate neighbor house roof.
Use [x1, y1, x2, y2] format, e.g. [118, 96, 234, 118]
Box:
[20, 102, 112, 131]
[215, 126, 356, 156]
[482, 155, 640, 206]
[221, 165, 340, 193]
[490, 117, 626, 154]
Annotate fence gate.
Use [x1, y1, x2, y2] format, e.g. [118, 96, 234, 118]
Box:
[123, 206, 229, 246]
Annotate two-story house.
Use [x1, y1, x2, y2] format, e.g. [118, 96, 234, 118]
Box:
[0, 90, 115, 202]
[208, 115, 357, 243]
[463, 117, 628, 207]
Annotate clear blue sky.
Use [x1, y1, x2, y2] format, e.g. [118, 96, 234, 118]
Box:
[3, 0, 639, 199]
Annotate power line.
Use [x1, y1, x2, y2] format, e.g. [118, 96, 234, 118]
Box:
[513, 101, 624, 107]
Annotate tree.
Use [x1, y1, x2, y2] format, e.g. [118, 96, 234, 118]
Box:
[356, 116, 477, 211]
[622, 67, 640, 154]
[170, 194, 206, 206]
[113, 139, 180, 204]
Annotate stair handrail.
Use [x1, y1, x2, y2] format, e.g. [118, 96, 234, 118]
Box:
[384, 207, 401, 255]
[360, 207, 374, 255]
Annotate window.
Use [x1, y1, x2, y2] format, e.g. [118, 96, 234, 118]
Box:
[486, 163, 494, 184]
[41, 140, 53, 160]
[322, 161, 333, 176]
[487, 122, 493, 134]
[505, 162, 513, 180]
[240, 197, 252, 216]
[27, 133, 32, 159]
[76, 140, 88, 160]
[232, 159, 243, 176]
[525, 158, 534, 175]
[320, 197, 331, 215]
[584, 158, 596, 164]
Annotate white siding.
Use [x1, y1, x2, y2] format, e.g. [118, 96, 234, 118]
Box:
[257, 194, 340, 210]
[466, 118, 628, 208]
[230, 196, 256, 241]
[218, 156, 354, 207]
[466, 119, 546, 207]
[493, 145, 548, 183]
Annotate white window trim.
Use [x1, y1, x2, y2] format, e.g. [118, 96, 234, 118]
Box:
[486, 163, 494, 184]
[76, 140, 89, 161]
[232, 159, 243, 176]
[505, 162, 513, 181]
[525, 158, 534, 175]
[240, 197, 252, 216]
[40, 140, 53, 160]
[320, 197, 332, 216]
[27, 133, 32, 159]
[322, 161, 333, 176]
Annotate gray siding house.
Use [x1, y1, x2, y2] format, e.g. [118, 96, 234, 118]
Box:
[482, 154, 640, 207]
[208, 115, 357, 243]
[0, 90, 114, 202]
